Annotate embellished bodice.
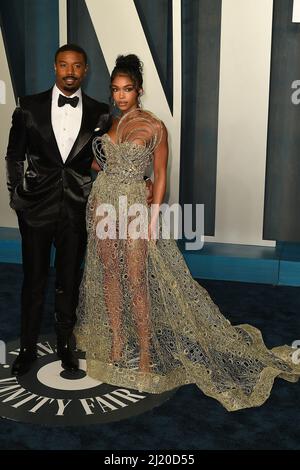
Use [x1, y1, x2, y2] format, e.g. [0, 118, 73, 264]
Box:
[95, 134, 152, 183]
[93, 109, 163, 184]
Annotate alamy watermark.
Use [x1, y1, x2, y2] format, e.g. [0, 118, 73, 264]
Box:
[95, 197, 204, 250]
[0, 340, 6, 364]
[291, 80, 300, 104]
[292, 340, 300, 365]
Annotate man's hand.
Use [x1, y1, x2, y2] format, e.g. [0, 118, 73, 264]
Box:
[145, 178, 153, 205]
[91, 159, 101, 172]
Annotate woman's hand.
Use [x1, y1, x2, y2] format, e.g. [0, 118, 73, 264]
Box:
[145, 178, 153, 205]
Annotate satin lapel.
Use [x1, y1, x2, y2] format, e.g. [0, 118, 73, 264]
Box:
[65, 93, 94, 164]
[37, 89, 63, 164]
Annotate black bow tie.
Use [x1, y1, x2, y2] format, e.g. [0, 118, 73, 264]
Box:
[58, 94, 79, 108]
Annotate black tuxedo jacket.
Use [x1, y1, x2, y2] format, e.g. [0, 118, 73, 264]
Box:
[5, 88, 110, 229]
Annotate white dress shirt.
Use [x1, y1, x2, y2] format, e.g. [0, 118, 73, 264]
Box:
[51, 85, 82, 163]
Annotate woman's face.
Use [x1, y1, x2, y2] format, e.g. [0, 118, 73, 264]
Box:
[111, 74, 141, 113]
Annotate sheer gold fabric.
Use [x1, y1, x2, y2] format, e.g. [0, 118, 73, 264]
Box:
[75, 109, 300, 411]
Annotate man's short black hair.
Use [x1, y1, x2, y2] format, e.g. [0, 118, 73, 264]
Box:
[55, 44, 88, 65]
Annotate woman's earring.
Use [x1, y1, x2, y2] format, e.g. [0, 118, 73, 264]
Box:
[138, 94, 142, 109]
[109, 96, 116, 108]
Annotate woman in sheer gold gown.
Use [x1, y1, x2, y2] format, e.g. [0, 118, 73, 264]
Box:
[75, 54, 300, 411]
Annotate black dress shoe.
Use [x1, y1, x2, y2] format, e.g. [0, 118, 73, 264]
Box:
[11, 348, 37, 376]
[57, 346, 79, 372]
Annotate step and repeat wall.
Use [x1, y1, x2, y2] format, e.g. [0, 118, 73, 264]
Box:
[1, 0, 300, 245]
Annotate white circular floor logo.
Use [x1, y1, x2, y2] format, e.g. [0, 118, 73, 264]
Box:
[0, 336, 175, 425]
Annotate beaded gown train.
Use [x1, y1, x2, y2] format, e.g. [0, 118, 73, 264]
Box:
[75, 109, 300, 411]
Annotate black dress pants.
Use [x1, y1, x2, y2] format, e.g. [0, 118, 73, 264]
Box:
[17, 207, 87, 350]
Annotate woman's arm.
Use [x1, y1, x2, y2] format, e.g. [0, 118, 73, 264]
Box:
[149, 123, 168, 240]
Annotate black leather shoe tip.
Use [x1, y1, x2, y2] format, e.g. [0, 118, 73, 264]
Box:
[11, 349, 37, 376]
[57, 349, 79, 372]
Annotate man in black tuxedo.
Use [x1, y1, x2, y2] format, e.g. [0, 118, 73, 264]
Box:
[5, 44, 111, 375]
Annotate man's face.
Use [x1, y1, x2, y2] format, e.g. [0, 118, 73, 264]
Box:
[54, 50, 87, 95]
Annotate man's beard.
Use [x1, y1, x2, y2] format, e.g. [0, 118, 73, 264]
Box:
[63, 84, 78, 92]
[63, 77, 79, 92]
